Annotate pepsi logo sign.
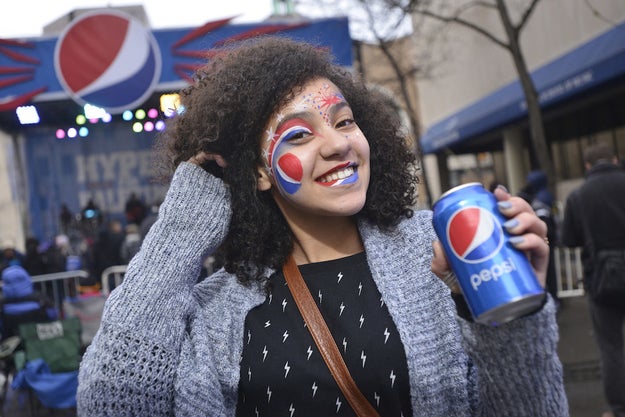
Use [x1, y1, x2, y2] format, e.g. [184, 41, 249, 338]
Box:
[446, 206, 503, 264]
[54, 11, 162, 114]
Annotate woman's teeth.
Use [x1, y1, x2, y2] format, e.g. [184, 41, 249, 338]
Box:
[318, 166, 354, 183]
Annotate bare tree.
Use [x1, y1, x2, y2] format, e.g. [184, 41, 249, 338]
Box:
[394, 0, 556, 189]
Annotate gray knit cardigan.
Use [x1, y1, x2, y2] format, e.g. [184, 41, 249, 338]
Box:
[77, 162, 568, 416]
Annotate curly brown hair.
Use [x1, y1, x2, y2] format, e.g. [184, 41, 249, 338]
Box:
[156, 36, 418, 283]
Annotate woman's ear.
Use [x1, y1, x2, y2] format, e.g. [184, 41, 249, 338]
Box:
[256, 166, 272, 191]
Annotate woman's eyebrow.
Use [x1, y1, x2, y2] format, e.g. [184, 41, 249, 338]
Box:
[274, 112, 311, 134]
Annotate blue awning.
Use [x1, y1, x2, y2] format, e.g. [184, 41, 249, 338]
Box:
[420, 20, 625, 153]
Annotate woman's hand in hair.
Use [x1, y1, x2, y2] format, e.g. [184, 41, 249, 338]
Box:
[188, 151, 227, 178]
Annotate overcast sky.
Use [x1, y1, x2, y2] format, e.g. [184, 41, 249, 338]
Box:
[0, 0, 275, 39]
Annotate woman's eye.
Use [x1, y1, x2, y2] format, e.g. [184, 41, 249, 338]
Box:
[280, 127, 311, 142]
[336, 118, 356, 129]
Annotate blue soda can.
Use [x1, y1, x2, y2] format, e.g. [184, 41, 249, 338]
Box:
[432, 182, 545, 326]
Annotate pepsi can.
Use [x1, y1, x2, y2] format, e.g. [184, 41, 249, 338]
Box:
[432, 182, 545, 326]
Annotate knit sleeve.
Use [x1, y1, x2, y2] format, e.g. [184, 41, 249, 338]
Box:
[459, 297, 569, 416]
[77, 162, 231, 416]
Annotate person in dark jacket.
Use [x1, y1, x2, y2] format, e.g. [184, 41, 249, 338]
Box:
[525, 170, 560, 306]
[561, 143, 625, 417]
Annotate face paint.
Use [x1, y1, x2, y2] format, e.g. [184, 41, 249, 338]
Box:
[267, 118, 312, 195]
[260, 78, 369, 205]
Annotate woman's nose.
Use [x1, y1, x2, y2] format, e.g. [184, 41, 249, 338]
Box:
[319, 129, 352, 158]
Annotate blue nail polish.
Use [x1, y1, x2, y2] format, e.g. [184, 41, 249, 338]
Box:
[509, 236, 524, 245]
[497, 201, 512, 210]
[504, 219, 519, 229]
[496, 184, 509, 193]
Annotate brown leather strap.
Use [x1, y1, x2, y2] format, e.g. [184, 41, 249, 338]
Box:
[283, 254, 380, 417]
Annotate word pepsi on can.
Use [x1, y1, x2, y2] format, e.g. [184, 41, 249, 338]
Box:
[432, 182, 545, 326]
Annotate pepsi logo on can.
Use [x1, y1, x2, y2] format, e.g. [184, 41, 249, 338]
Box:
[54, 10, 162, 114]
[432, 183, 545, 326]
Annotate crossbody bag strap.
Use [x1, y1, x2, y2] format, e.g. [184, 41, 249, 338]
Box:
[283, 254, 380, 417]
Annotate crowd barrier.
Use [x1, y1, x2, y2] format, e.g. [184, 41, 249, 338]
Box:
[17, 247, 587, 310]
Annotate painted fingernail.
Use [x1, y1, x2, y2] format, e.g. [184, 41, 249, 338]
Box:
[509, 236, 525, 245]
[503, 219, 519, 229]
[496, 184, 509, 193]
[497, 201, 512, 210]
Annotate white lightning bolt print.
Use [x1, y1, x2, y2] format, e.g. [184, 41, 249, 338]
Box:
[390, 370, 396, 388]
[358, 282, 362, 296]
[262, 345, 268, 362]
[255, 407, 259, 417]
[284, 361, 291, 378]
[374, 392, 380, 406]
[339, 302, 345, 317]
[359, 314, 365, 328]
[247, 330, 251, 344]
[360, 350, 367, 368]
[380, 296, 385, 307]
[307, 345, 313, 360]
[248, 367, 251, 381]
[264, 320, 271, 328]
[318, 290, 323, 304]
[384, 327, 390, 344]
[337, 272, 343, 283]
[282, 330, 289, 343]
[266, 386, 272, 403]
[312, 381, 318, 397]
[268, 292, 273, 304]
[342, 337, 348, 353]
[282, 298, 287, 312]
[289, 403, 295, 417]
[336, 397, 342, 412]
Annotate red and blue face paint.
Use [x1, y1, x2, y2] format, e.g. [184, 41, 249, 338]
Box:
[267, 119, 310, 195]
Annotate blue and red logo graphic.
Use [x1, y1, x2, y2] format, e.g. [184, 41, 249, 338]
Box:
[446, 206, 504, 264]
[54, 11, 162, 114]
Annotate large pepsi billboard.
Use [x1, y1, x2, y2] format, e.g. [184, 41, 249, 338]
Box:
[0, 12, 352, 113]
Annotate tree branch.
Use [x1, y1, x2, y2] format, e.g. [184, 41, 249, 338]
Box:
[516, 0, 542, 31]
[417, 9, 510, 50]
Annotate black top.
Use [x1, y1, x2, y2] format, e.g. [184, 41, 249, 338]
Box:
[236, 252, 413, 416]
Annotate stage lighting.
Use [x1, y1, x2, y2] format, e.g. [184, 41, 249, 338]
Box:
[160, 93, 180, 117]
[16, 105, 40, 125]
[84, 103, 110, 120]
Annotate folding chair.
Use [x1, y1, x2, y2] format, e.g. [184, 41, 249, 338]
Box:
[11, 317, 81, 416]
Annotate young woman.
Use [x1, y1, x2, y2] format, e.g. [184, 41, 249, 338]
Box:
[77, 37, 567, 416]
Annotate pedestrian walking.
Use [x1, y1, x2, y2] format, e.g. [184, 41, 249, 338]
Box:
[562, 143, 625, 417]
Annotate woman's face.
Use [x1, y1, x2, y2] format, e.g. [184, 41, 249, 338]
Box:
[257, 77, 370, 218]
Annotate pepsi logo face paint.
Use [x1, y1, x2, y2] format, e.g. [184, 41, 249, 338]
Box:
[276, 152, 303, 195]
[54, 10, 162, 114]
[446, 206, 504, 264]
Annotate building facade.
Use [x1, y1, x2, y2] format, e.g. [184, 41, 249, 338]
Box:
[415, 0, 625, 211]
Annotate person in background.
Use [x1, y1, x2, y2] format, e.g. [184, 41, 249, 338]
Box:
[120, 223, 142, 264]
[525, 170, 560, 307]
[0, 265, 56, 339]
[22, 237, 46, 276]
[77, 36, 566, 416]
[125, 192, 147, 226]
[93, 220, 125, 284]
[561, 143, 625, 417]
[0, 239, 24, 272]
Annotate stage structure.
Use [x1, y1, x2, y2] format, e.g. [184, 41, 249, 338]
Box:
[0, 10, 352, 243]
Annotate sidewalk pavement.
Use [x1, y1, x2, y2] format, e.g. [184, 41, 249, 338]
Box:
[558, 295, 609, 417]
